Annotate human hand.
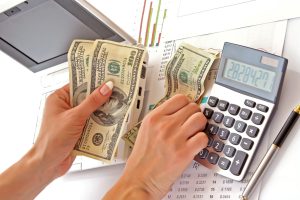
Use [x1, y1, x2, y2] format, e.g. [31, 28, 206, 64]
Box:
[33, 81, 113, 179]
[0, 81, 113, 200]
[104, 94, 208, 199]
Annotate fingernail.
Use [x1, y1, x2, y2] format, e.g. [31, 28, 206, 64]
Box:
[100, 81, 113, 95]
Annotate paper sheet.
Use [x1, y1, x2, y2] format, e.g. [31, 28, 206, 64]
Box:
[259, 17, 300, 200]
[140, 20, 287, 200]
[165, 0, 299, 40]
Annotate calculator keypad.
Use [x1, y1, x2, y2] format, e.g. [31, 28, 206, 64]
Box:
[223, 145, 236, 157]
[217, 100, 229, 111]
[203, 108, 214, 119]
[223, 116, 235, 128]
[218, 157, 231, 170]
[246, 125, 259, 138]
[212, 112, 224, 123]
[208, 96, 218, 107]
[230, 151, 248, 176]
[212, 140, 225, 152]
[217, 128, 230, 140]
[207, 152, 219, 164]
[228, 104, 240, 115]
[244, 99, 256, 108]
[241, 138, 254, 150]
[239, 108, 252, 120]
[234, 120, 247, 132]
[229, 133, 241, 145]
[251, 113, 265, 125]
[194, 86, 273, 181]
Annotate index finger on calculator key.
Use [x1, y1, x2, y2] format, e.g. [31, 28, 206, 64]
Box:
[155, 94, 190, 115]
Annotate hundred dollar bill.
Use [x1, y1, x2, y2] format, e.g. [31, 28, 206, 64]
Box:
[73, 40, 146, 162]
[162, 43, 216, 102]
[122, 122, 141, 148]
[122, 43, 216, 146]
[68, 40, 93, 107]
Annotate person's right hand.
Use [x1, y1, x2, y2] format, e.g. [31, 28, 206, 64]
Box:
[104, 94, 208, 199]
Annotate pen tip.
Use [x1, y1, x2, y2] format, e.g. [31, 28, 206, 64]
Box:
[240, 196, 248, 200]
[294, 104, 300, 114]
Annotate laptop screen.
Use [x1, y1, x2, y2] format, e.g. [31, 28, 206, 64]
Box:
[0, 0, 130, 72]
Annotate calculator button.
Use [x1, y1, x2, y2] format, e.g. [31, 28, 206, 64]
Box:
[217, 100, 229, 111]
[234, 120, 247, 133]
[228, 104, 240, 115]
[223, 116, 235, 128]
[229, 133, 241, 145]
[212, 112, 224, 123]
[256, 104, 269, 112]
[230, 151, 248, 176]
[207, 152, 219, 165]
[205, 124, 219, 135]
[239, 108, 252, 120]
[217, 128, 230, 140]
[203, 108, 214, 119]
[218, 157, 231, 170]
[208, 96, 219, 107]
[223, 145, 236, 157]
[246, 125, 259, 138]
[198, 148, 209, 159]
[212, 140, 225, 152]
[251, 113, 265, 125]
[244, 99, 256, 108]
[207, 137, 214, 147]
[241, 138, 254, 150]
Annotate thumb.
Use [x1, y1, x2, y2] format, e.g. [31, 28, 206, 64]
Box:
[74, 81, 113, 120]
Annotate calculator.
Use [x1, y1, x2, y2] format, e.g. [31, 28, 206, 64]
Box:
[194, 42, 288, 181]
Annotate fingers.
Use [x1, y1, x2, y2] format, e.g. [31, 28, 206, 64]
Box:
[50, 84, 70, 105]
[61, 83, 70, 93]
[74, 81, 113, 120]
[181, 112, 207, 139]
[172, 102, 201, 124]
[155, 94, 190, 115]
[187, 132, 208, 156]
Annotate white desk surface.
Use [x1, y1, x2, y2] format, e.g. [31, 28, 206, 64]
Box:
[1, 1, 300, 200]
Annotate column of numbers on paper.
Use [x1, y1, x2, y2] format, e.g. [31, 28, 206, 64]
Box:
[163, 161, 254, 200]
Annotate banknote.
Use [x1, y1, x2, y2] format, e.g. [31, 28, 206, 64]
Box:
[165, 43, 216, 102]
[68, 40, 93, 107]
[122, 122, 141, 148]
[122, 43, 216, 146]
[73, 40, 146, 162]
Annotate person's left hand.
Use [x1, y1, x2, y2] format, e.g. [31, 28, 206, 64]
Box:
[33, 81, 113, 179]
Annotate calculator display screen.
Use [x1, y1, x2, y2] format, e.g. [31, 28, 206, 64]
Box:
[223, 59, 276, 92]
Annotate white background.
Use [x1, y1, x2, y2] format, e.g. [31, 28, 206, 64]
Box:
[1, 0, 300, 199]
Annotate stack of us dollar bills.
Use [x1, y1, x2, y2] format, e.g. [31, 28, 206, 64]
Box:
[68, 40, 147, 162]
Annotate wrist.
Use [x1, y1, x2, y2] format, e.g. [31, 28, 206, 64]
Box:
[25, 146, 57, 183]
[103, 173, 165, 200]
[0, 147, 56, 200]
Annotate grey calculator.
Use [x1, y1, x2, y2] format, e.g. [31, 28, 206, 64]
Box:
[194, 42, 288, 181]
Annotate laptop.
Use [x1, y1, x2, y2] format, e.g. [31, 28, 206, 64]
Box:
[0, 0, 145, 172]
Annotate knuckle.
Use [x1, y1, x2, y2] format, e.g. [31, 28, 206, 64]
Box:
[144, 113, 159, 125]
[45, 92, 56, 104]
[198, 132, 209, 147]
[199, 113, 208, 128]
[158, 121, 172, 134]
[198, 111, 207, 122]
[188, 102, 201, 112]
[89, 93, 99, 107]
[191, 111, 206, 122]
